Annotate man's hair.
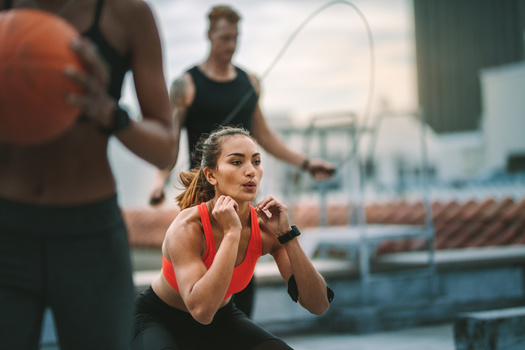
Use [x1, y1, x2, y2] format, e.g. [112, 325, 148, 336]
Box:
[208, 5, 241, 31]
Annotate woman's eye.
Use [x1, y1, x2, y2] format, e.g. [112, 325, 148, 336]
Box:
[254, 159, 261, 165]
[231, 160, 242, 165]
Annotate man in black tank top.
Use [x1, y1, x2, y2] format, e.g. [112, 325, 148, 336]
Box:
[148, 5, 335, 318]
[150, 5, 335, 201]
[184, 64, 258, 167]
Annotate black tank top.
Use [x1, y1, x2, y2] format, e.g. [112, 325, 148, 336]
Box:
[184, 65, 258, 168]
[83, 0, 130, 100]
[2, 0, 130, 101]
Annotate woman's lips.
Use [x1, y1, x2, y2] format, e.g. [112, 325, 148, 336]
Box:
[244, 182, 256, 191]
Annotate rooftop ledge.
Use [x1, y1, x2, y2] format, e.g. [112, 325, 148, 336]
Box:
[132, 245, 525, 290]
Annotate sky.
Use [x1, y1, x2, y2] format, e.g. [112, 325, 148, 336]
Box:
[121, 0, 418, 125]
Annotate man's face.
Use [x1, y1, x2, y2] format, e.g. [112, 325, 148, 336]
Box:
[209, 18, 238, 63]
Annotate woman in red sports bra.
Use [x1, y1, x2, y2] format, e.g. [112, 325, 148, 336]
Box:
[132, 126, 333, 350]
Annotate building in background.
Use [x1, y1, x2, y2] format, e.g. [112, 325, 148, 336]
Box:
[481, 62, 525, 175]
[413, 0, 525, 134]
[409, 0, 525, 183]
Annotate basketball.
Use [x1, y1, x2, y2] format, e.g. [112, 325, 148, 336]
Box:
[0, 8, 85, 145]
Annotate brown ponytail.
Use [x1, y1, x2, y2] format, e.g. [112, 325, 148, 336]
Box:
[175, 168, 215, 210]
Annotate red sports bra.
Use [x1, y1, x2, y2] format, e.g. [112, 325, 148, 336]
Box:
[162, 202, 262, 300]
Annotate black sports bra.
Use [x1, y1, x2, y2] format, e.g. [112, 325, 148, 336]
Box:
[2, 0, 130, 100]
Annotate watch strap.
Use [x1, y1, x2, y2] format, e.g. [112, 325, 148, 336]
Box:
[98, 106, 131, 135]
[278, 225, 301, 244]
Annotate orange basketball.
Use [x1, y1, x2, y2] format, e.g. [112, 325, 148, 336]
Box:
[0, 8, 85, 145]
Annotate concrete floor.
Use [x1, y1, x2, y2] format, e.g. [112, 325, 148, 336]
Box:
[40, 304, 455, 350]
[281, 323, 455, 350]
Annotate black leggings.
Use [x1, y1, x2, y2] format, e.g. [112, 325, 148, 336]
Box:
[0, 195, 135, 350]
[233, 276, 255, 317]
[132, 287, 293, 350]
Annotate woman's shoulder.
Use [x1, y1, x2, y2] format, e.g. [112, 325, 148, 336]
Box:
[163, 205, 206, 255]
[109, 0, 156, 26]
[111, 0, 150, 11]
[164, 205, 203, 242]
[170, 205, 203, 230]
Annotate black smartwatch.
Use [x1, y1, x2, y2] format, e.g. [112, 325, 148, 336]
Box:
[278, 225, 301, 244]
[99, 106, 131, 135]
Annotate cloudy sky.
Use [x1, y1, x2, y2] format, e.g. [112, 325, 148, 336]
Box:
[121, 0, 417, 125]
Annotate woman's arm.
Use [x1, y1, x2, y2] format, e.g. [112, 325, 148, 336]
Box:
[68, 0, 176, 169]
[167, 197, 242, 324]
[115, 0, 176, 169]
[256, 196, 330, 315]
[271, 238, 330, 315]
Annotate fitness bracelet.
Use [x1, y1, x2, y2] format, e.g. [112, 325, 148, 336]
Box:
[278, 225, 301, 244]
[99, 106, 131, 135]
[301, 158, 310, 171]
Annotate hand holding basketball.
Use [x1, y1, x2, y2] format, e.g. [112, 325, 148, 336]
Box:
[65, 36, 116, 129]
[0, 8, 87, 145]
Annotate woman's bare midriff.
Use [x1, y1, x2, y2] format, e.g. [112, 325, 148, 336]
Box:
[0, 123, 117, 205]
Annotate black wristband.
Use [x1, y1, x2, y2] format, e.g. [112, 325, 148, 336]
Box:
[301, 158, 310, 171]
[278, 225, 301, 244]
[98, 106, 131, 135]
[287, 275, 299, 302]
[287, 274, 335, 304]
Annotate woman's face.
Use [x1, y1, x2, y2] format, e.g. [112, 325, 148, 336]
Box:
[209, 134, 263, 202]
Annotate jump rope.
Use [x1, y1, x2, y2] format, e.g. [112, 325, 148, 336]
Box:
[220, 0, 376, 176]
